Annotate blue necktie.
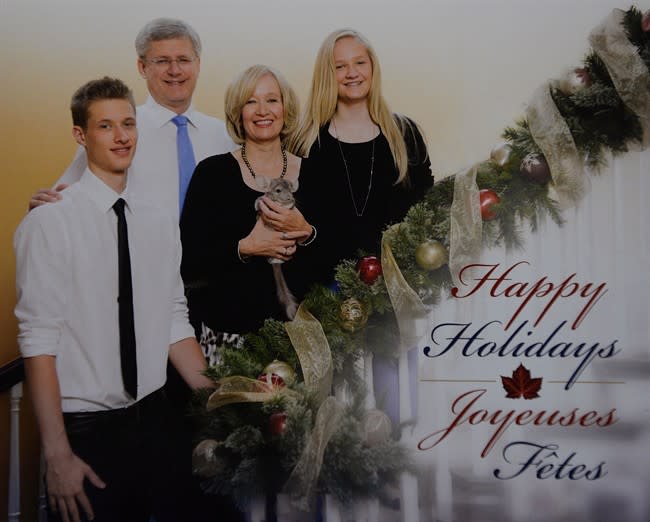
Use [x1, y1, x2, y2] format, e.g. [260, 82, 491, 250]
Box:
[171, 115, 196, 215]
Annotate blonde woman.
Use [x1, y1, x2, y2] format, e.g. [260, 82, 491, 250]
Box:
[288, 28, 433, 291]
[180, 65, 313, 353]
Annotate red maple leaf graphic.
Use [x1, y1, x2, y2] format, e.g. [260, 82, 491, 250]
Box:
[501, 364, 542, 399]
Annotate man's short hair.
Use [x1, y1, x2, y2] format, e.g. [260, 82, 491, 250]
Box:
[70, 77, 135, 129]
[135, 18, 202, 59]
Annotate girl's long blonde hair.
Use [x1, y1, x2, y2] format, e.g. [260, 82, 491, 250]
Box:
[288, 28, 422, 183]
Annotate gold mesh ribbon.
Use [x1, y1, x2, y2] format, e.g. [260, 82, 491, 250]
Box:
[284, 303, 333, 403]
[449, 164, 482, 288]
[206, 303, 341, 512]
[381, 226, 428, 350]
[283, 305, 344, 511]
[589, 8, 650, 147]
[282, 396, 345, 511]
[207, 304, 331, 411]
[206, 376, 298, 410]
[526, 83, 586, 207]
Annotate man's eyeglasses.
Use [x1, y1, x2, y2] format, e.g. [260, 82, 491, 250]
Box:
[146, 57, 197, 69]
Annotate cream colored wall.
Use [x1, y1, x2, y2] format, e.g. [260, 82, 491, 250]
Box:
[1, 0, 629, 362]
[0, 0, 630, 516]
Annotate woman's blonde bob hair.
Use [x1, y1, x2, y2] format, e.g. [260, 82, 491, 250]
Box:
[224, 65, 299, 146]
[289, 29, 422, 183]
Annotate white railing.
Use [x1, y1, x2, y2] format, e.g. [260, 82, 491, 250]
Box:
[8, 381, 22, 522]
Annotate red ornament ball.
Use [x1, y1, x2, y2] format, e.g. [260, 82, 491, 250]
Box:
[642, 9, 650, 32]
[257, 373, 285, 388]
[479, 189, 500, 221]
[356, 255, 383, 285]
[269, 412, 288, 436]
[519, 153, 551, 184]
[559, 68, 592, 95]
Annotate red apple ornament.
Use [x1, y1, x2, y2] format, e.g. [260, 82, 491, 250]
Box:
[642, 9, 650, 32]
[356, 256, 383, 285]
[479, 189, 500, 221]
[269, 412, 288, 436]
[559, 68, 592, 95]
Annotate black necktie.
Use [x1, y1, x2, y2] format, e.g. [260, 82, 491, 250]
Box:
[112, 198, 137, 399]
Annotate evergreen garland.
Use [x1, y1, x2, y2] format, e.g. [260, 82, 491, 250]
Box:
[193, 5, 650, 511]
[624, 6, 650, 65]
[551, 68, 642, 168]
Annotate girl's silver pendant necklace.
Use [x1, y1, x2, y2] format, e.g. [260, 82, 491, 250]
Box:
[332, 118, 375, 217]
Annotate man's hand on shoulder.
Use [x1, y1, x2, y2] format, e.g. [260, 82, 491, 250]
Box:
[29, 183, 68, 211]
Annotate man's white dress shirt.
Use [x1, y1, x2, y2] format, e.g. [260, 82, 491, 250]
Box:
[15, 169, 195, 412]
[57, 97, 235, 219]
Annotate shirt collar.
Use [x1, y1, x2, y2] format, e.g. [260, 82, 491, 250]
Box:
[143, 95, 198, 129]
[79, 168, 133, 214]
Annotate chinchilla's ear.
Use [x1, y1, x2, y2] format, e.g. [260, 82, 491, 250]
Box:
[255, 176, 272, 192]
[289, 178, 299, 193]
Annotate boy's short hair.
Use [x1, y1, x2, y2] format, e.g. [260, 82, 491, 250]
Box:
[71, 77, 135, 129]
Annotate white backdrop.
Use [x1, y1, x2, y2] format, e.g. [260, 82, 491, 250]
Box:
[411, 151, 650, 522]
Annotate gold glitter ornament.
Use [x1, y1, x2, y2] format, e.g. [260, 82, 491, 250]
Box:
[339, 298, 369, 332]
[261, 359, 296, 386]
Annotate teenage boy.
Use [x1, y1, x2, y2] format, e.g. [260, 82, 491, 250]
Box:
[14, 77, 213, 522]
